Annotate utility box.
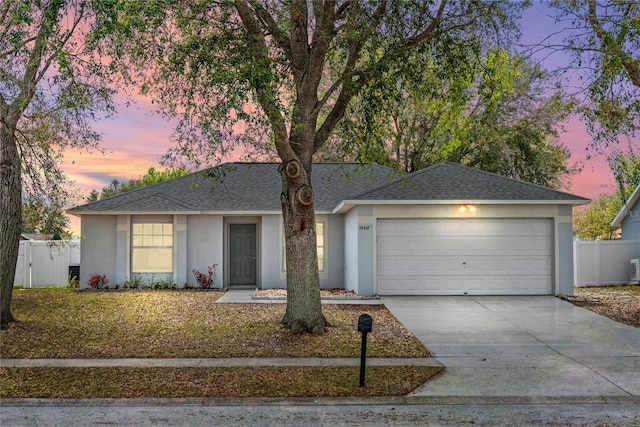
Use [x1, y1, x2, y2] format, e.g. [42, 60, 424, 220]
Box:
[68, 264, 80, 282]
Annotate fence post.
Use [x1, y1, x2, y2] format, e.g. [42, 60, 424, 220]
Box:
[595, 240, 601, 286]
[573, 240, 578, 287]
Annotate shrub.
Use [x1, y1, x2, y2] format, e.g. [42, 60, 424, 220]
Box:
[153, 280, 178, 290]
[193, 264, 217, 289]
[87, 273, 108, 290]
[122, 276, 143, 289]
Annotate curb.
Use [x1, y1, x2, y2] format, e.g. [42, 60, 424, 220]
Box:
[3, 395, 640, 407]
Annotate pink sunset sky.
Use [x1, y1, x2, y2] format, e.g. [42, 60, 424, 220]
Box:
[62, 3, 637, 232]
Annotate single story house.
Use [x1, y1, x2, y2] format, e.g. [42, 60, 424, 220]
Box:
[612, 183, 640, 240]
[69, 162, 589, 295]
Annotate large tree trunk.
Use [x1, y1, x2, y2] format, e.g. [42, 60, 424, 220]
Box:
[279, 160, 328, 334]
[0, 112, 21, 329]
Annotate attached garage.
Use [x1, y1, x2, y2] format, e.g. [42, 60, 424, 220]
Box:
[377, 218, 553, 295]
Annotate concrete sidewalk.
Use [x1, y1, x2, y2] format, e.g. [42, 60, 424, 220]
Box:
[216, 288, 383, 304]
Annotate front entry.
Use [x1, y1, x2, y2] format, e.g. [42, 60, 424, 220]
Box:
[229, 224, 257, 286]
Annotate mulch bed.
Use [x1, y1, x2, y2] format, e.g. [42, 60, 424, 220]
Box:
[568, 285, 640, 328]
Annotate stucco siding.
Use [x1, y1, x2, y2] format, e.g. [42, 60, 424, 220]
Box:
[622, 200, 640, 240]
[344, 209, 358, 292]
[325, 215, 345, 289]
[80, 216, 118, 288]
[557, 222, 573, 294]
[261, 215, 284, 289]
[261, 214, 345, 290]
[187, 215, 224, 288]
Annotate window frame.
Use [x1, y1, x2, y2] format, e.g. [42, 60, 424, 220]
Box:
[131, 220, 174, 275]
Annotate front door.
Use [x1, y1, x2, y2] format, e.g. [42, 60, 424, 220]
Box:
[229, 224, 257, 286]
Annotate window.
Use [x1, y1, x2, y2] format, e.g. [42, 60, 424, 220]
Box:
[132, 223, 173, 273]
[282, 221, 325, 272]
[316, 222, 325, 271]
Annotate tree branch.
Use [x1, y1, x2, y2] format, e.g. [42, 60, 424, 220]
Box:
[251, 1, 292, 62]
[289, 0, 310, 87]
[315, 0, 448, 152]
[234, 0, 291, 161]
[587, 0, 640, 87]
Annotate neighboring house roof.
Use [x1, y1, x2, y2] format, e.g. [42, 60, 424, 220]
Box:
[69, 162, 589, 215]
[68, 163, 401, 214]
[20, 233, 53, 241]
[612, 183, 640, 227]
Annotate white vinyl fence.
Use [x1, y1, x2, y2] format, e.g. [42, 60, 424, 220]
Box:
[573, 239, 640, 286]
[13, 239, 81, 288]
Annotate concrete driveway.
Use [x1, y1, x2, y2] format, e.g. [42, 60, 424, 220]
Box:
[381, 296, 640, 403]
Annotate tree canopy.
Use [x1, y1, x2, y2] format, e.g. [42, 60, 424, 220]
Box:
[21, 198, 71, 240]
[88, 167, 190, 201]
[546, 0, 640, 143]
[319, 48, 575, 188]
[608, 146, 640, 204]
[573, 193, 622, 240]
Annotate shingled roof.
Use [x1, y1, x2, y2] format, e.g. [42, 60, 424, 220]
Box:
[69, 162, 589, 215]
[69, 163, 401, 213]
[350, 162, 589, 203]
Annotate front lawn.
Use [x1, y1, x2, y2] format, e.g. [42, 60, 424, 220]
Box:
[1, 288, 430, 359]
[0, 366, 441, 398]
[0, 289, 439, 398]
[570, 285, 640, 328]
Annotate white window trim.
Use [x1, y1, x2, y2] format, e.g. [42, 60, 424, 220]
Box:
[131, 218, 174, 275]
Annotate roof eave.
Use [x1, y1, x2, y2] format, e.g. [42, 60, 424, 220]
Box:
[68, 209, 334, 216]
[67, 209, 201, 216]
[333, 198, 590, 214]
[612, 184, 640, 227]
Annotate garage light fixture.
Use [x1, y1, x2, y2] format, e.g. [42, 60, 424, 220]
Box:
[459, 204, 477, 214]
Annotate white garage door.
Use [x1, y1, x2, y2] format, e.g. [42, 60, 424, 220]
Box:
[377, 219, 553, 295]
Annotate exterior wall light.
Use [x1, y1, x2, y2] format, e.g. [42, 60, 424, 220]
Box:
[459, 204, 477, 214]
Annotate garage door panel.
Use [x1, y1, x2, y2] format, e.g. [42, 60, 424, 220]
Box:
[378, 236, 550, 256]
[378, 256, 550, 276]
[379, 276, 552, 295]
[378, 219, 551, 238]
[377, 218, 553, 295]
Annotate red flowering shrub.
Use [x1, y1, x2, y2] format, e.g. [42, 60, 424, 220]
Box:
[87, 273, 108, 289]
[193, 264, 217, 289]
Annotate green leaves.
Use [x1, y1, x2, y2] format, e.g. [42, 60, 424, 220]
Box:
[573, 193, 623, 240]
[550, 0, 640, 143]
[93, 167, 190, 200]
[325, 47, 574, 187]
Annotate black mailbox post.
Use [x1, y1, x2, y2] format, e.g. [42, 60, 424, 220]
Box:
[358, 313, 372, 387]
